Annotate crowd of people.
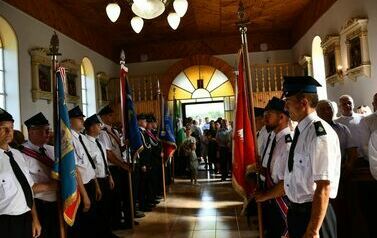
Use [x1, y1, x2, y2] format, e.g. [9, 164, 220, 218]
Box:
[0, 105, 170, 238]
[249, 76, 377, 238]
[175, 116, 233, 183]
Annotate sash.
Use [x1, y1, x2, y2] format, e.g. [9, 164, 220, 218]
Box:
[20, 146, 54, 168]
[103, 127, 121, 147]
[146, 130, 159, 146]
[266, 153, 290, 237]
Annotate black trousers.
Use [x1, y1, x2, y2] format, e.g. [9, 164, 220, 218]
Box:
[287, 202, 337, 238]
[35, 199, 59, 238]
[67, 179, 97, 238]
[219, 147, 230, 180]
[97, 177, 113, 236]
[0, 211, 32, 238]
[263, 200, 287, 238]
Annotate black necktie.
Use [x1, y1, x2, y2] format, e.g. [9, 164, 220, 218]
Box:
[288, 127, 300, 172]
[267, 136, 277, 170]
[78, 134, 96, 170]
[96, 139, 110, 175]
[261, 133, 272, 161]
[4, 151, 33, 208]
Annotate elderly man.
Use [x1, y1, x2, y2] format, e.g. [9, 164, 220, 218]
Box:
[283, 76, 341, 238]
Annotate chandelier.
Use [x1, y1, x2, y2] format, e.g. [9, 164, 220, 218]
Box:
[106, 0, 188, 33]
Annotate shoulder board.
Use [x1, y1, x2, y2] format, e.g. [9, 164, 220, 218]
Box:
[285, 134, 292, 143]
[314, 121, 327, 136]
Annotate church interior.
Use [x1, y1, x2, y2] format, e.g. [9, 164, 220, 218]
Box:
[0, 0, 377, 237]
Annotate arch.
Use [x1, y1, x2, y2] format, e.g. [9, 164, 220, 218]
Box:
[81, 57, 96, 116]
[162, 55, 235, 97]
[0, 16, 20, 129]
[312, 36, 327, 99]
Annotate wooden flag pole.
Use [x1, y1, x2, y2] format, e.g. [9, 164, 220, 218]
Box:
[120, 50, 135, 229]
[48, 32, 66, 238]
[237, 2, 264, 238]
[157, 80, 167, 201]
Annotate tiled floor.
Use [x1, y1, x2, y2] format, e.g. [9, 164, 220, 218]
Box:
[115, 173, 259, 238]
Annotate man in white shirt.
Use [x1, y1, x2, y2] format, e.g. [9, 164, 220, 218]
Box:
[68, 106, 101, 238]
[254, 97, 292, 238]
[283, 76, 341, 238]
[0, 108, 41, 237]
[84, 114, 118, 238]
[22, 112, 58, 238]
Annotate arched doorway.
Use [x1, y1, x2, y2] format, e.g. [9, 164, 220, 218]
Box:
[168, 65, 235, 123]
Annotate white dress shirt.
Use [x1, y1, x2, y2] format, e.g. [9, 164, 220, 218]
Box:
[335, 113, 369, 159]
[86, 135, 108, 178]
[22, 141, 56, 202]
[262, 127, 292, 184]
[0, 148, 34, 215]
[98, 123, 123, 165]
[284, 112, 341, 203]
[257, 126, 270, 157]
[368, 130, 377, 180]
[71, 130, 96, 184]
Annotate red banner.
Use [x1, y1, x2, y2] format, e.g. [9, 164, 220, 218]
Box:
[232, 52, 256, 202]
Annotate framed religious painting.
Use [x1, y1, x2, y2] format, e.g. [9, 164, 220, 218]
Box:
[341, 18, 371, 80]
[321, 35, 342, 86]
[29, 48, 53, 102]
[60, 59, 80, 105]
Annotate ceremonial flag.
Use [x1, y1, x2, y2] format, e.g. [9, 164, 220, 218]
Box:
[51, 67, 80, 226]
[120, 60, 143, 159]
[159, 97, 177, 159]
[232, 52, 257, 206]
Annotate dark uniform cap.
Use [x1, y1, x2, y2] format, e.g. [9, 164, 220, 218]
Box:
[282, 76, 322, 97]
[146, 114, 156, 123]
[254, 107, 265, 117]
[97, 105, 114, 116]
[24, 112, 49, 128]
[84, 114, 101, 128]
[0, 108, 14, 122]
[137, 113, 147, 121]
[68, 106, 85, 118]
[265, 97, 289, 116]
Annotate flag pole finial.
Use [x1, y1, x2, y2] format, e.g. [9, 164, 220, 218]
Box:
[120, 50, 126, 65]
[157, 79, 161, 95]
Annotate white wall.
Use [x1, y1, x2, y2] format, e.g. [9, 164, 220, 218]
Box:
[0, 2, 118, 130]
[127, 50, 293, 76]
[292, 0, 377, 108]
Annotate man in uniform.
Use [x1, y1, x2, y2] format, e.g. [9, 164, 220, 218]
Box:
[283, 76, 341, 238]
[97, 105, 134, 228]
[0, 108, 41, 237]
[254, 97, 292, 238]
[22, 112, 58, 238]
[68, 106, 101, 238]
[84, 114, 119, 238]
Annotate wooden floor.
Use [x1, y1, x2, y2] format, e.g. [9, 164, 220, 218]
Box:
[115, 171, 259, 238]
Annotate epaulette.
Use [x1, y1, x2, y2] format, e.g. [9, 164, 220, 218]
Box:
[285, 134, 292, 143]
[314, 121, 327, 136]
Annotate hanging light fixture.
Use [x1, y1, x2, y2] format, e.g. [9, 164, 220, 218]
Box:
[173, 0, 188, 17]
[167, 12, 180, 30]
[131, 16, 144, 33]
[106, 0, 188, 32]
[106, 3, 121, 23]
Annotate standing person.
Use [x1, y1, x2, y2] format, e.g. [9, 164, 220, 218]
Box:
[254, 97, 292, 238]
[202, 117, 210, 131]
[84, 114, 119, 238]
[68, 106, 101, 238]
[22, 112, 58, 238]
[182, 127, 199, 184]
[97, 105, 133, 229]
[0, 108, 41, 238]
[216, 119, 231, 181]
[283, 76, 341, 238]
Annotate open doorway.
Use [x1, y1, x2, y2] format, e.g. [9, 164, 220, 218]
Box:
[182, 101, 224, 122]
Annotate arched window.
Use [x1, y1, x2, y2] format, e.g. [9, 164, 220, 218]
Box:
[0, 16, 20, 128]
[81, 57, 96, 116]
[0, 38, 5, 108]
[312, 36, 327, 99]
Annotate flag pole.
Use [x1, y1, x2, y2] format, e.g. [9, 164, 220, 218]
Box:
[48, 32, 66, 238]
[120, 50, 135, 228]
[236, 2, 264, 238]
[157, 80, 167, 201]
